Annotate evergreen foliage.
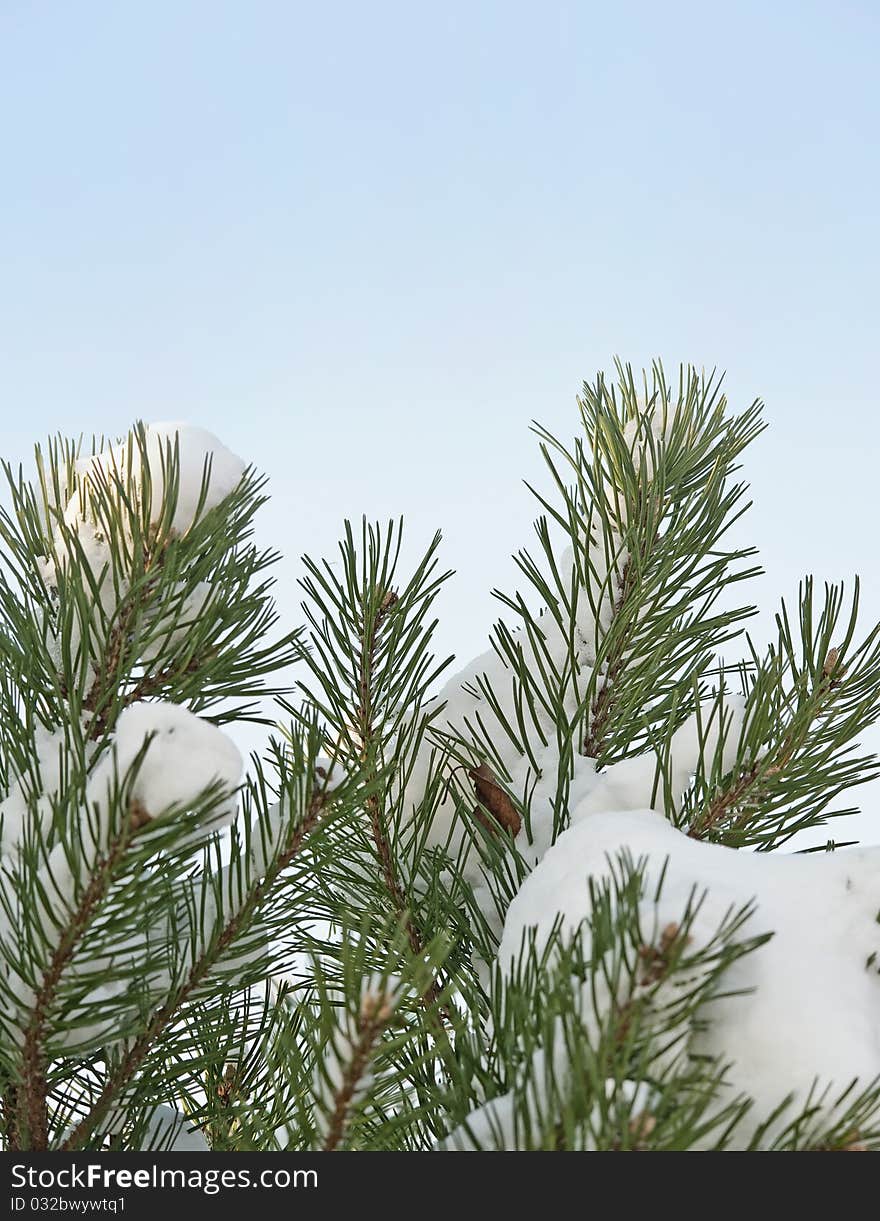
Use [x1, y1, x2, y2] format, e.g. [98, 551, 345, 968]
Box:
[1, 368, 878, 1152]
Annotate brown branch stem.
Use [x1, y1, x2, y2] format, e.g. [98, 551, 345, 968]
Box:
[688, 651, 844, 840]
[14, 828, 132, 1149]
[321, 1003, 388, 1152]
[583, 554, 638, 758]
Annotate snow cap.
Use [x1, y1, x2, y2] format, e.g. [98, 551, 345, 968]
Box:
[69, 422, 246, 536]
[113, 700, 243, 824]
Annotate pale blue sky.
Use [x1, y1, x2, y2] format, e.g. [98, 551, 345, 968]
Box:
[2, 2, 879, 839]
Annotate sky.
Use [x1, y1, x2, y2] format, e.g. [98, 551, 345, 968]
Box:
[1, 1, 879, 841]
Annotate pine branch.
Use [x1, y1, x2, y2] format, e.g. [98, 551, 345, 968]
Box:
[443, 365, 764, 883]
[296, 520, 455, 1019]
[683, 579, 880, 847]
[61, 781, 331, 1151]
[80, 546, 175, 739]
[321, 993, 393, 1152]
[689, 649, 842, 840]
[582, 554, 637, 758]
[356, 590, 445, 1008]
[4, 377, 879, 1154]
[12, 804, 148, 1149]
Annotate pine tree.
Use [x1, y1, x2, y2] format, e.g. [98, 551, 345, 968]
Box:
[1, 367, 879, 1153]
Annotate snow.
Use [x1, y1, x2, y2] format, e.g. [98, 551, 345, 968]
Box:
[38, 519, 117, 676]
[400, 679, 746, 903]
[139, 581, 214, 664]
[497, 805, 880, 1146]
[109, 701, 243, 828]
[441, 1091, 519, 1151]
[570, 694, 746, 825]
[142, 1104, 210, 1152]
[63, 1104, 209, 1151]
[0, 703, 241, 859]
[0, 723, 76, 855]
[39, 423, 245, 674]
[0, 701, 243, 1052]
[396, 399, 739, 879]
[67, 423, 246, 537]
[440, 1071, 656, 1151]
[397, 630, 592, 866]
